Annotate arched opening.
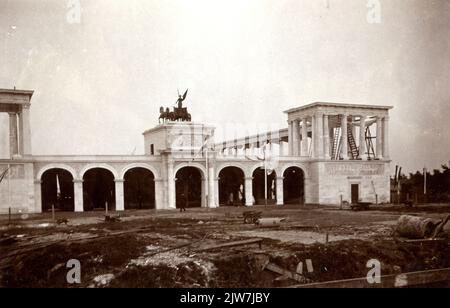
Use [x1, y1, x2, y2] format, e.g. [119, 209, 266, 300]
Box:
[252, 168, 276, 205]
[83, 168, 116, 211]
[175, 167, 202, 209]
[41, 168, 74, 212]
[124, 168, 155, 210]
[283, 167, 305, 204]
[218, 167, 245, 206]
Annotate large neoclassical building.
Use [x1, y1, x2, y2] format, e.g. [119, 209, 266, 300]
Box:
[0, 89, 392, 214]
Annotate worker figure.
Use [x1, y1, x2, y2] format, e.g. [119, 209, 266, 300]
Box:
[238, 184, 244, 206]
[179, 192, 187, 212]
[228, 192, 234, 206]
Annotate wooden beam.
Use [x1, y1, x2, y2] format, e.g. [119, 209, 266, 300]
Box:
[291, 268, 450, 288]
[196, 238, 263, 252]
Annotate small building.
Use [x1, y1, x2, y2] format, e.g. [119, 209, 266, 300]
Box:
[0, 89, 392, 214]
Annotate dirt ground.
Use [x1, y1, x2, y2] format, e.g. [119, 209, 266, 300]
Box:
[1, 204, 450, 288]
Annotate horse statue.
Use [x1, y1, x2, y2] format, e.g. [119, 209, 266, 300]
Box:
[159, 107, 175, 123]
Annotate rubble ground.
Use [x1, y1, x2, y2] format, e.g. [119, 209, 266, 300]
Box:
[1, 204, 450, 288]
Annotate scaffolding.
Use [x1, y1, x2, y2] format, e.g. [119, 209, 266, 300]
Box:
[331, 116, 376, 160]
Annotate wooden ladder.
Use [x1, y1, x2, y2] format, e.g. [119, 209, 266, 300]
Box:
[331, 116, 342, 160]
[347, 122, 359, 159]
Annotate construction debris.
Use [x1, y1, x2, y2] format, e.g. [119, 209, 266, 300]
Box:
[3, 205, 450, 288]
[92, 274, 115, 287]
[254, 254, 306, 283]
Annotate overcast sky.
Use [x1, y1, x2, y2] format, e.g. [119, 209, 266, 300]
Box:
[1, 0, 449, 173]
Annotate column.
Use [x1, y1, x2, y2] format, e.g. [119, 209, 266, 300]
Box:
[311, 115, 316, 158]
[301, 117, 308, 157]
[9, 113, 19, 158]
[359, 115, 366, 160]
[341, 114, 349, 160]
[276, 177, 284, 206]
[154, 179, 164, 209]
[115, 179, 124, 211]
[304, 177, 313, 205]
[73, 179, 84, 212]
[324, 114, 331, 159]
[208, 167, 216, 208]
[34, 180, 42, 213]
[167, 161, 176, 209]
[244, 177, 253, 206]
[201, 178, 207, 207]
[383, 116, 390, 159]
[376, 117, 383, 159]
[19, 104, 32, 156]
[288, 121, 293, 156]
[214, 177, 219, 207]
[292, 119, 300, 156]
[316, 113, 324, 158]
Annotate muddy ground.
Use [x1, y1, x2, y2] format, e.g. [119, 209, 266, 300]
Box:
[1, 204, 450, 288]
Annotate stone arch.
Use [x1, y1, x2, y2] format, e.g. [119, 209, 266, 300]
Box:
[82, 167, 116, 211]
[251, 164, 277, 205]
[120, 163, 160, 180]
[279, 163, 309, 179]
[282, 166, 305, 205]
[216, 162, 248, 178]
[175, 165, 204, 209]
[123, 167, 156, 210]
[217, 166, 246, 206]
[37, 164, 77, 181]
[79, 163, 119, 180]
[40, 168, 75, 212]
[173, 162, 207, 180]
[249, 162, 265, 177]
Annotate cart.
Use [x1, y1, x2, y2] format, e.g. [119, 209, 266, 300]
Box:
[350, 202, 372, 211]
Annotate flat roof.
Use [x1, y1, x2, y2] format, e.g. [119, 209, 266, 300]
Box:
[284, 102, 393, 114]
[142, 122, 215, 135]
[0, 88, 34, 97]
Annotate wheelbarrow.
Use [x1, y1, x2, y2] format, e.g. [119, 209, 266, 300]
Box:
[243, 211, 262, 224]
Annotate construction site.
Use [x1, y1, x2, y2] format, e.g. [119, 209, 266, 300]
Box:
[1, 204, 450, 288]
[1, 88, 450, 288]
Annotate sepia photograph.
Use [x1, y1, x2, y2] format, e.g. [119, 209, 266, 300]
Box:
[1, 0, 450, 295]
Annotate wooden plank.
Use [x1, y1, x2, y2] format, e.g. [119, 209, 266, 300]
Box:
[265, 263, 305, 283]
[290, 268, 450, 288]
[400, 238, 446, 243]
[196, 238, 263, 252]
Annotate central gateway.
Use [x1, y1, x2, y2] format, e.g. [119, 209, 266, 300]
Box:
[142, 122, 216, 210]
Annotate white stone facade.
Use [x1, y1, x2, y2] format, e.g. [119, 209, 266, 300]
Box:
[0, 89, 393, 213]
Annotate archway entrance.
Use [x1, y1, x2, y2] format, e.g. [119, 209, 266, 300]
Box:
[41, 168, 74, 212]
[175, 167, 202, 209]
[124, 168, 155, 209]
[83, 168, 116, 211]
[252, 168, 276, 205]
[218, 167, 245, 206]
[283, 167, 305, 204]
